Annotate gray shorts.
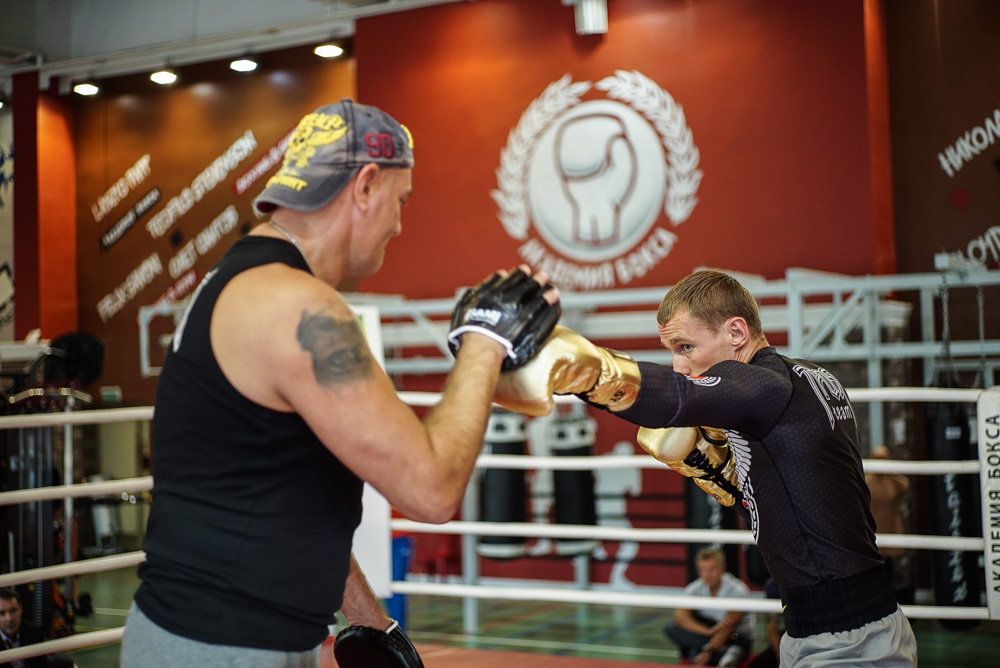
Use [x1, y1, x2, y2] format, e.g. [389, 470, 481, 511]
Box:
[780, 606, 917, 667]
[120, 602, 323, 668]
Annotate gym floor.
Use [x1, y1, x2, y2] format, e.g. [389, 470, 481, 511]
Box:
[63, 567, 1000, 667]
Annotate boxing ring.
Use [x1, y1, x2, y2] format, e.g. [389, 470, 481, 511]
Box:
[0, 385, 997, 664]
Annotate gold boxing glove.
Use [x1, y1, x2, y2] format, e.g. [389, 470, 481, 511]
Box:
[636, 426, 741, 506]
[493, 326, 641, 417]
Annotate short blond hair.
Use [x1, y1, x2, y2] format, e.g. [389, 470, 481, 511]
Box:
[695, 546, 726, 569]
[657, 270, 762, 338]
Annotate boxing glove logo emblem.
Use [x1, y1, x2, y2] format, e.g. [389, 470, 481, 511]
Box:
[492, 71, 701, 290]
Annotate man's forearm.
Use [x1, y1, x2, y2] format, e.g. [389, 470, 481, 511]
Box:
[704, 612, 741, 651]
[674, 609, 713, 636]
[339, 555, 393, 630]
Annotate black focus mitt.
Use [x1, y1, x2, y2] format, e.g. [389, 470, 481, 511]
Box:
[333, 620, 424, 668]
[448, 268, 561, 371]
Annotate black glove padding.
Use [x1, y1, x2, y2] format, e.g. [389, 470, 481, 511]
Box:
[448, 268, 561, 371]
[333, 621, 424, 668]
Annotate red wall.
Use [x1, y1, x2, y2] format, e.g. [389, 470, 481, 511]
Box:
[38, 94, 78, 338]
[11, 77, 78, 341]
[354, 0, 875, 587]
[54, 0, 878, 400]
[884, 0, 1000, 346]
[887, 0, 1000, 275]
[72, 48, 355, 402]
[355, 0, 875, 299]
[864, 0, 896, 275]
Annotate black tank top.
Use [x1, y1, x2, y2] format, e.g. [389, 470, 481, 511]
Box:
[135, 236, 364, 652]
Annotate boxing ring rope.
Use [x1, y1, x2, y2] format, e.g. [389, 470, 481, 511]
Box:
[0, 385, 996, 661]
[386, 520, 985, 553]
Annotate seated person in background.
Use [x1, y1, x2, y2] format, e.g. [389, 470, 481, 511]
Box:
[664, 547, 755, 666]
[0, 588, 75, 668]
[747, 578, 782, 668]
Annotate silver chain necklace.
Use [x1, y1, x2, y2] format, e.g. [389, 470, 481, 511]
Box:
[268, 220, 314, 274]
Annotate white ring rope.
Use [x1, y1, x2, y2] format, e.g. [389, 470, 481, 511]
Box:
[474, 454, 980, 475]
[0, 454, 978, 510]
[845, 387, 983, 402]
[0, 519, 981, 594]
[0, 552, 147, 590]
[0, 386, 982, 433]
[0, 386, 982, 431]
[0, 628, 124, 664]
[387, 583, 990, 621]
[0, 384, 991, 661]
[402, 386, 987, 407]
[389, 520, 984, 552]
[0, 476, 153, 507]
[0, 406, 153, 430]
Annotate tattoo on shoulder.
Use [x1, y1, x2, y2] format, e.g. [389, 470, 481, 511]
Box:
[296, 309, 373, 387]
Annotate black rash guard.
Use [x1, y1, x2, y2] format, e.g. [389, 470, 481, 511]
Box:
[135, 237, 364, 652]
[613, 347, 897, 637]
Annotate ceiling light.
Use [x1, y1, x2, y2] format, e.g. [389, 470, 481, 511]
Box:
[314, 44, 344, 58]
[150, 70, 177, 85]
[230, 58, 257, 72]
[568, 0, 608, 35]
[74, 83, 100, 96]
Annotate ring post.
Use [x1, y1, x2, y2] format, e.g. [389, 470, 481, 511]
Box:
[977, 386, 1000, 621]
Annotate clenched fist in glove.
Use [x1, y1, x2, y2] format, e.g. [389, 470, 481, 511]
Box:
[636, 426, 742, 506]
[449, 268, 561, 371]
[493, 325, 641, 416]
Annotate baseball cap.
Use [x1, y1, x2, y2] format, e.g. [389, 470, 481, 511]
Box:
[253, 98, 414, 215]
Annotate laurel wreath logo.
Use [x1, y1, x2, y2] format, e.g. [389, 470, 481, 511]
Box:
[491, 70, 701, 241]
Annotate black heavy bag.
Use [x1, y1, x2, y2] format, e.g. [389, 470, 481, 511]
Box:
[550, 413, 598, 557]
[477, 410, 528, 559]
[924, 399, 981, 629]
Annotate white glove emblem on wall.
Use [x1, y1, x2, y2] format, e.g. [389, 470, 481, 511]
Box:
[555, 113, 637, 247]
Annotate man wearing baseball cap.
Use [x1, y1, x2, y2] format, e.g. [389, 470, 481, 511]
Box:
[121, 99, 561, 667]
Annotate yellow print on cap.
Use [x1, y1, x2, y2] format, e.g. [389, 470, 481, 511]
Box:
[265, 173, 308, 191]
[284, 113, 349, 169]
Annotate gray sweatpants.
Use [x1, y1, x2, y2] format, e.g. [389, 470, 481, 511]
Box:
[120, 603, 322, 668]
[780, 606, 917, 667]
